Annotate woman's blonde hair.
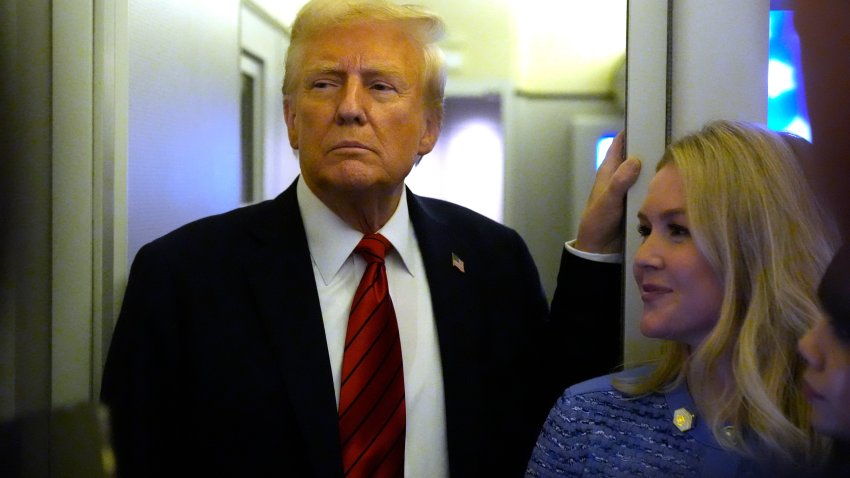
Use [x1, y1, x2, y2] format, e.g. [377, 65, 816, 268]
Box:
[616, 120, 839, 464]
[281, 0, 447, 124]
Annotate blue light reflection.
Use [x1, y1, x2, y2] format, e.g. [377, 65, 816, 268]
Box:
[768, 10, 810, 140]
[596, 134, 616, 170]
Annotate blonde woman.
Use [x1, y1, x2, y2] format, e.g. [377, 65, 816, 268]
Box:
[527, 120, 838, 477]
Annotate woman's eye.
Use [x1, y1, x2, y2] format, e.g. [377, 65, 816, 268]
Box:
[637, 225, 651, 238]
[669, 224, 690, 237]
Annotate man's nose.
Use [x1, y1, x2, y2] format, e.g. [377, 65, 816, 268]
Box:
[336, 82, 367, 125]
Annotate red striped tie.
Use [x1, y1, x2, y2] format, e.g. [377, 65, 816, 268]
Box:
[339, 234, 405, 478]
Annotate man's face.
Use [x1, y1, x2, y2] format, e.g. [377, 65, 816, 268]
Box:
[284, 21, 439, 200]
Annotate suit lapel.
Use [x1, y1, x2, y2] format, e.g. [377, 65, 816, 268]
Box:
[241, 181, 344, 476]
[236, 185, 487, 475]
[407, 190, 485, 475]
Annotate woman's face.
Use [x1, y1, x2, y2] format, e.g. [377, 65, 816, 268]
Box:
[799, 317, 850, 440]
[633, 164, 724, 349]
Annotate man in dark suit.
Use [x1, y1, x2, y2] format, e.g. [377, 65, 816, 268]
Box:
[100, 1, 636, 476]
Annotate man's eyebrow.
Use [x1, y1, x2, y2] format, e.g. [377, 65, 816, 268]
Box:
[303, 64, 344, 76]
[303, 62, 409, 83]
[362, 64, 406, 78]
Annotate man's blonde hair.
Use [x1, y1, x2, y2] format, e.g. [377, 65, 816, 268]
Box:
[282, 0, 446, 123]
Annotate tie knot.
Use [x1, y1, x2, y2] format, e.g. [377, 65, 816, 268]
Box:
[355, 234, 392, 264]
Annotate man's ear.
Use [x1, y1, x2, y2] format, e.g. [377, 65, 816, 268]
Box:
[283, 95, 299, 149]
[417, 113, 441, 155]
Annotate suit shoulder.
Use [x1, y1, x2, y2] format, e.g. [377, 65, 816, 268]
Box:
[414, 194, 519, 238]
[140, 199, 277, 255]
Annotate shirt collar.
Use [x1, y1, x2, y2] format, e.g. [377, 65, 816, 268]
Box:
[297, 176, 416, 286]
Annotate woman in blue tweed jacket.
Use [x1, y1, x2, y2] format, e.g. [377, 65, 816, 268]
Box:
[527, 121, 839, 477]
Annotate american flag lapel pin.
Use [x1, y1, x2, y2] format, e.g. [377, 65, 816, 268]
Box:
[451, 252, 465, 273]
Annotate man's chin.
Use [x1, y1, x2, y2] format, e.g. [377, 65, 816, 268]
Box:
[315, 175, 401, 198]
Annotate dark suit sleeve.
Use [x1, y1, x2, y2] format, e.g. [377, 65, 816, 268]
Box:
[100, 191, 341, 477]
[502, 237, 623, 475]
[100, 243, 185, 478]
[534, 249, 623, 416]
[479, 228, 553, 476]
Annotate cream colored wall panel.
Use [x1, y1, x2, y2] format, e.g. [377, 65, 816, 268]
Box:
[623, 0, 670, 366]
[241, 4, 297, 199]
[670, 0, 769, 137]
[53, 0, 95, 408]
[514, 0, 626, 94]
[127, 0, 241, 263]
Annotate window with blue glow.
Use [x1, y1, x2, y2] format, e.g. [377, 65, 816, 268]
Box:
[769, 10, 811, 140]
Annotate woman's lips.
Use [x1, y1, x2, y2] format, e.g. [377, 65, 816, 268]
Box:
[640, 283, 671, 301]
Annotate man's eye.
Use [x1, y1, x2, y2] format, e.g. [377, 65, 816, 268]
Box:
[371, 83, 395, 92]
[637, 225, 651, 238]
[312, 80, 334, 89]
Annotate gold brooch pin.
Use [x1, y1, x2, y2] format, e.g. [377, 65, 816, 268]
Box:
[673, 407, 695, 432]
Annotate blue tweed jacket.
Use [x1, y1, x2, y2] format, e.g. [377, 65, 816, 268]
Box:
[526, 369, 766, 477]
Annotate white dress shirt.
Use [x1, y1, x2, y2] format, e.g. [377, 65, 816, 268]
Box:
[297, 178, 449, 478]
[564, 240, 622, 263]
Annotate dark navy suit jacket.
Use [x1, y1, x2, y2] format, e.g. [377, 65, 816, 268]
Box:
[101, 179, 622, 477]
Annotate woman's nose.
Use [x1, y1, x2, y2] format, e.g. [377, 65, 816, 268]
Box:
[634, 235, 662, 270]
